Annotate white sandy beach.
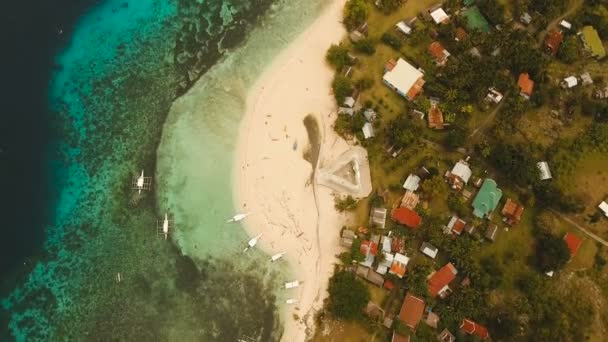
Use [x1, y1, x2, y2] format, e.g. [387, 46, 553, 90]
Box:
[232, 0, 358, 340]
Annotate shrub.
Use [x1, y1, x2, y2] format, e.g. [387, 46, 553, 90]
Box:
[343, 0, 369, 31]
[326, 44, 350, 70]
[533, 230, 570, 272]
[377, 0, 405, 14]
[332, 75, 353, 104]
[334, 195, 358, 212]
[354, 38, 376, 55]
[381, 32, 402, 50]
[558, 35, 580, 64]
[355, 77, 374, 91]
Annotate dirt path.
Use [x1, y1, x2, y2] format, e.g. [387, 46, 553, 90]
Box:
[536, 0, 584, 45]
[550, 209, 608, 247]
[467, 92, 509, 144]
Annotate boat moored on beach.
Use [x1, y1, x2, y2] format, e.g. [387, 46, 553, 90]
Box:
[227, 212, 251, 223]
[270, 252, 286, 262]
[243, 233, 262, 253]
[284, 280, 302, 289]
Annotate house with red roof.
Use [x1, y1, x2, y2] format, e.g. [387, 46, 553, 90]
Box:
[501, 198, 524, 225]
[428, 103, 445, 129]
[428, 41, 451, 66]
[460, 319, 490, 339]
[389, 253, 410, 278]
[545, 29, 564, 55]
[428, 263, 458, 298]
[447, 215, 466, 235]
[359, 240, 378, 267]
[391, 331, 410, 342]
[392, 207, 422, 228]
[564, 232, 583, 257]
[518, 73, 535, 99]
[399, 293, 425, 329]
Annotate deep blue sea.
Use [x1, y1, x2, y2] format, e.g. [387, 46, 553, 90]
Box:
[0, 0, 325, 340]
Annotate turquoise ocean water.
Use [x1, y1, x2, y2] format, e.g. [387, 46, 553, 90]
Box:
[1, 0, 325, 340]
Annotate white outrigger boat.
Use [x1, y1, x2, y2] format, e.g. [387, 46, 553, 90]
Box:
[285, 299, 299, 305]
[243, 233, 262, 253]
[284, 280, 302, 289]
[227, 212, 251, 223]
[136, 170, 145, 194]
[162, 213, 169, 240]
[270, 252, 286, 262]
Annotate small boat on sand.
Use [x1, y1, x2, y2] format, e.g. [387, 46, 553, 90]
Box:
[284, 280, 302, 289]
[243, 233, 262, 253]
[227, 212, 251, 223]
[270, 252, 286, 262]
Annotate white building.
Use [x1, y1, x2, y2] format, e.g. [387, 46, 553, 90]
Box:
[486, 87, 504, 104]
[364, 108, 377, 122]
[403, 174, 421, 192]
[362, 122, 375, 139]
[343, 96, 356, 108]
[599, 201, 608, 217]
[383, 58, 425, 100]
[537, 161, 552, 180]
[388, 253, 410, 278]
[396, 21, 412, 35]
[420, 242, 438, 259]
[562, 76, 578, 89]
[430, 8, 449, 24]
[581, 72, 593, 86]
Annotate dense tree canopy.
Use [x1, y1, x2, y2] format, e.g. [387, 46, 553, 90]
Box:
[327, 270, 370, 320]
[477, 0, 506, 25]
[529, 0, 567, 19]
[332, 75, 353, 104]
[353, 38, 376, 55]
[533, 230, 570, 272]
[489, 143, 539, 186]
[343, 0, 369, 31]
[376, 0, 405, 14]
[387, 117, 418, 147]
[326, 44, 350, 70]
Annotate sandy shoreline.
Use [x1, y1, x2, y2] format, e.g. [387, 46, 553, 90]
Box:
[232, 0, 355, 340]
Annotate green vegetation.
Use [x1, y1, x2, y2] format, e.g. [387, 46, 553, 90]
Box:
[339, 238, 365, 264]
[533, 230, 571, 272]
[334, 195, 358, 212]
[353, 38, 376, 55]
[376, 0, 405, 15]
[343, 0, 369, 31]
[331, 75, 353, 104]
[326, 44, 351, 70]
[327, 270, 371, 320]
[381, 32, 402, 50]
[477, 0, 506, 25]
[558, 35, 581, 64]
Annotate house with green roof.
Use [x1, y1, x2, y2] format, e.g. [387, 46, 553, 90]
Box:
[580, 26, 606, 59]
[472, 179, 502, 218]
[462, 6, 490, 33]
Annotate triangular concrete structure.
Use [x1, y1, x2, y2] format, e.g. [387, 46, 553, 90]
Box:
[317, 146, 372, 197]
